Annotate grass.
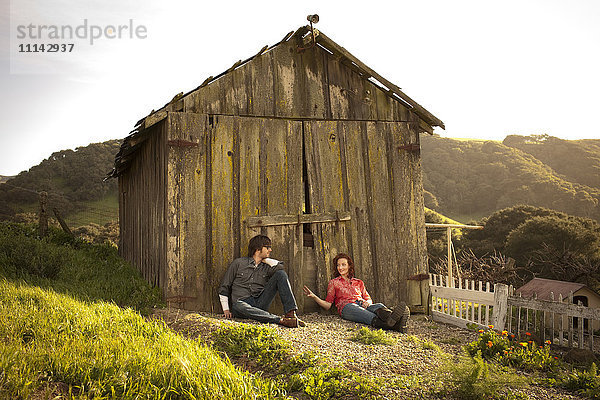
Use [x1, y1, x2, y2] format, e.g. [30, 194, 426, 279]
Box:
[0, 280, 281, 399]
[0, 222, 161, 313]
[350, 327, 396, 345]
[212, 323, 383, 400]
[65, 193, 119, 227]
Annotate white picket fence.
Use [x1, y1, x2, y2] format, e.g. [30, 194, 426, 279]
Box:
[429, 274, 600, 350]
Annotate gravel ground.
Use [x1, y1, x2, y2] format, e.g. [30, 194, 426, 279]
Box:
[151, 308, 585, 399]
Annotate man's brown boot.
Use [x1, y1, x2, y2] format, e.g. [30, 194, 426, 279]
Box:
[279, 316, 299, 328]
[285, 310, 307, 327]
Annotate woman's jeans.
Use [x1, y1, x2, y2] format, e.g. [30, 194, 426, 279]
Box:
[341, 301, 386, 325]
[231, 270, 297, 324]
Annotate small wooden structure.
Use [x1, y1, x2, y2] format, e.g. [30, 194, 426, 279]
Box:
[108, 25, 444, 312]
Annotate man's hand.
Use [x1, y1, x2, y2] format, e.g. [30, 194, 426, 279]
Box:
[223, 310, 232, 319]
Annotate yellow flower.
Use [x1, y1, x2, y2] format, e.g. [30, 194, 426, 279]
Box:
[501, 330, 508, 336]
[478, 329, 484, 333]
[519, 342, 528, 347]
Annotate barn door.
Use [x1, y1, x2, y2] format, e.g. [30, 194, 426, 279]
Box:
[303, 120, 354, 300]
[302, 120, 427, 307]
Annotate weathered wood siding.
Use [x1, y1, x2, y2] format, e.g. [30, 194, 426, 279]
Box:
[165, 114, 305, 311]
[118, 122, 167, 291]
[183, 43, 413, 123]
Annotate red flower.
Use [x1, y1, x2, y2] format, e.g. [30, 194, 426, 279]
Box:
[525, 332, 531, 336]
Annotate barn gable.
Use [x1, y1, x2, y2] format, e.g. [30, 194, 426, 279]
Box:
[110, 25, 442, 313]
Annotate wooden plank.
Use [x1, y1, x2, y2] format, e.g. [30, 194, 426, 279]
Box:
[300, 47, 327, 119]
[389, 121, 428, 306]
[284, 120, 304, 311]
[247, 211, 351, 228]
[343, 121, 374, 287]
[238, 117, 262, 254]
[166, 114, 183, 299]
[304, 120, 349, 301]
[143, 110, 167, 130]
[492, 284, 509, 331]
[429, 286, 495, 303]
[364, 121, 400, 305]
[325, 55, 350, 120]
[211, 115, 235, 307]
[271, 42, 304, 118]
[168, 113, 209, 310]
[230, 63, 251, 115]
[249, 51, 275, 116]
[508, 297, 600, 319]
[263, 118, 292, 314]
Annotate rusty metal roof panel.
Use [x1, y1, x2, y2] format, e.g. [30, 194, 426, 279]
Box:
[515, 278, 586, 301]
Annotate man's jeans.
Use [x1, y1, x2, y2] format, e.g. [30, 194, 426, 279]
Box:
[231, 270, 298, 324]
[340, 301, 385, 325]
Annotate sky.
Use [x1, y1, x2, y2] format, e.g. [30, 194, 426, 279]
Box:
[1, 0, 599, 176]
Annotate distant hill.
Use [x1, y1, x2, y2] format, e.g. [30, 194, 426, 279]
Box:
[503, 134, 600, 189]
[2, 134, 598, 228]
[420, 134, 600, 222]
[0, 176, 15, 184]
[0, 140, 121, 225]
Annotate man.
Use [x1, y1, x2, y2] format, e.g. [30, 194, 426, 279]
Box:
[218, 235, 305, 328]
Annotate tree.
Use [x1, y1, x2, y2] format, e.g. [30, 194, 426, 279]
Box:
[505, 215, 600, 269]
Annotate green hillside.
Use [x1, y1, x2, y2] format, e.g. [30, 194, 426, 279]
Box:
[420, 134, 600, 222]
[0, 141, 120, 227]
[503, 134, 600, 189]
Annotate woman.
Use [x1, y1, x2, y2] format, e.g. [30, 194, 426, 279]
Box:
[303, 253, 409, 332]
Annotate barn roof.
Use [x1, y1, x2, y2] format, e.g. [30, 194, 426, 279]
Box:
[107, 25, 444, 179]
[515, 278, 590, 301]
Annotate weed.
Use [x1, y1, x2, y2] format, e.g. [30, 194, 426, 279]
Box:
[439, 352, 528, 400]
[350, 327, 396, 345]
[561, 363, 600, 399]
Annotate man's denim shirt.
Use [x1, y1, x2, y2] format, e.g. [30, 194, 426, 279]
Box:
[218, 257, 284, 302]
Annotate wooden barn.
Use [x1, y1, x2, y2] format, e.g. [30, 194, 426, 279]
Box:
[108, 24, 444, 313]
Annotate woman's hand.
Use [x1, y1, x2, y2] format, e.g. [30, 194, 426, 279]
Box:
[303, 285, 316, 298]
[362, 299, 372, 308]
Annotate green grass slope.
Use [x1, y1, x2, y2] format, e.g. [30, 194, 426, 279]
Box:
[0, 280, 279, 399]
[0, 222, 280, 399]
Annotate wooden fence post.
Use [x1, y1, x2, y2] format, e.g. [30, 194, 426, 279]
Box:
[53, 208, 73, 237]
[39, 191, 48, 237]
[492, 284, 509, 330]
